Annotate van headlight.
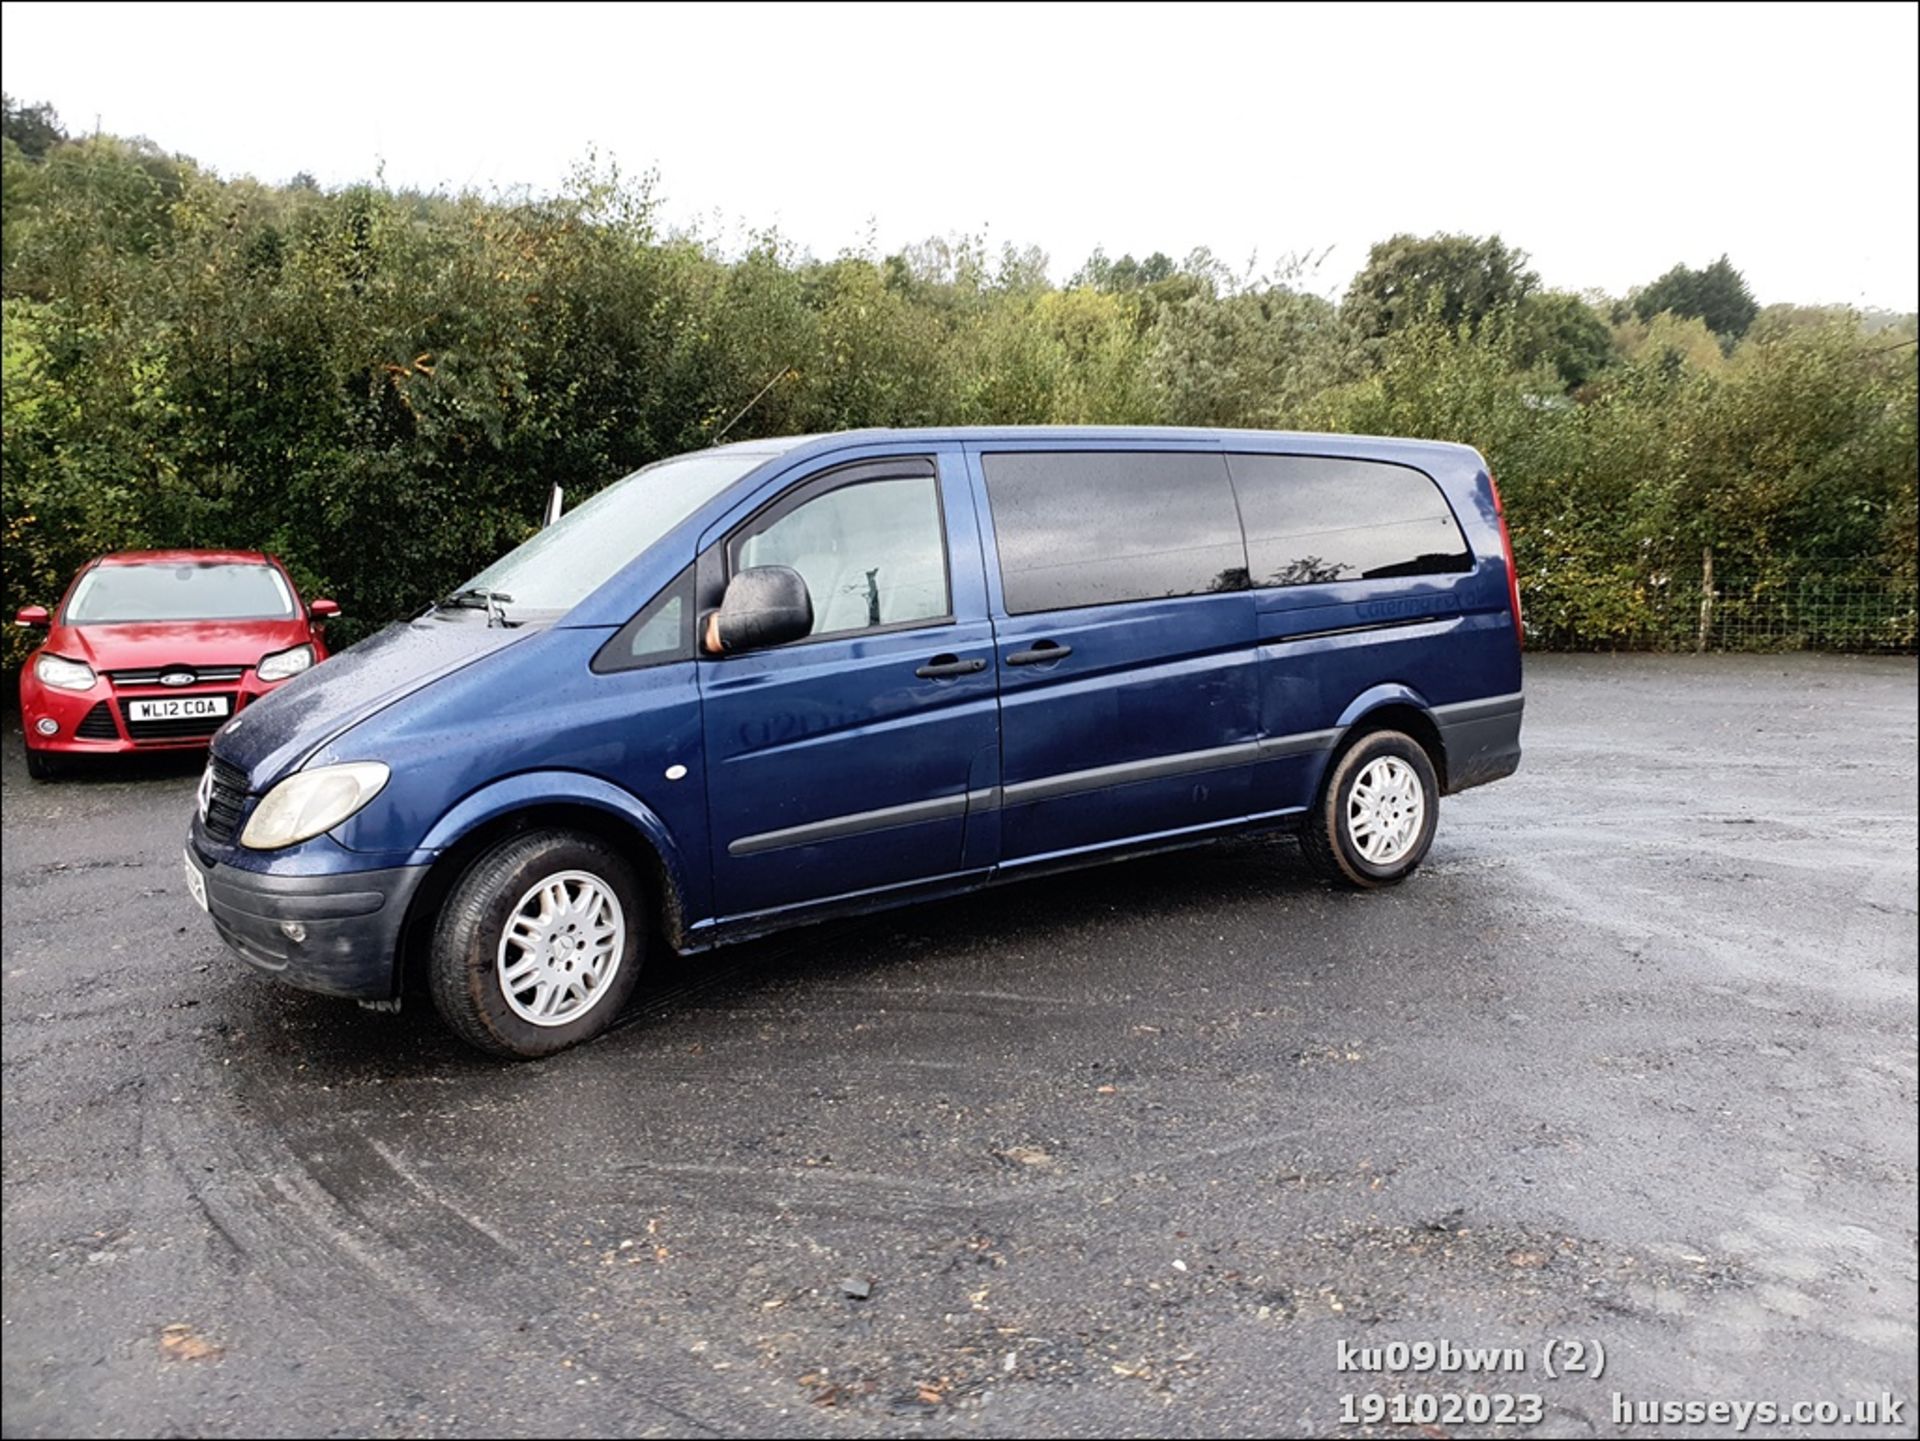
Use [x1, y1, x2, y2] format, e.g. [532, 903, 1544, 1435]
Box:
[241, 762, 390, 850]
[257, 643, 315, 682]
[35, 654, 96, 691]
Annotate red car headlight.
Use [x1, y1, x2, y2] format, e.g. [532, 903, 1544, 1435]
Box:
[34, 654, 97, 691]
[257, 643, 315, 682]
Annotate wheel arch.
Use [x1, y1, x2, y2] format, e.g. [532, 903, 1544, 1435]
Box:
[1315, 685, 1449, 797]
[394, 773, 694, 996]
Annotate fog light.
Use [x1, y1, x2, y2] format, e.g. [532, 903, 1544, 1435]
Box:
[279, 921, 307, 943]
[35, 718, 58, 736]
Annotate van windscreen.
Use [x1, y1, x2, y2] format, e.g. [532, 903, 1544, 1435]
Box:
[457, 449, 777, 616]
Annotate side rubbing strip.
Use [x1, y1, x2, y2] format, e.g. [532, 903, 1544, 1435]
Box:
[729, 793, 968, 857]
[1269, 615, 1451, 646]
[1431, 691, 1524, 724]
[1257, 728, 1340, 759]
[1002, 740, 1266, 807]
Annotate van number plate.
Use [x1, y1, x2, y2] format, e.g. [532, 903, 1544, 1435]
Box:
[184, 851, 209, 912]
[130, 696, 230, 722]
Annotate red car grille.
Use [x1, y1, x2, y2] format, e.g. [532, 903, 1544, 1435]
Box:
[106, 665, 247, 685]
[75, 702, 120, 740]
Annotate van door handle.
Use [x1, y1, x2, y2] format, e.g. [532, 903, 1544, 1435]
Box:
[915, 655, 987, 679]
[1006, 640, 1072, 666]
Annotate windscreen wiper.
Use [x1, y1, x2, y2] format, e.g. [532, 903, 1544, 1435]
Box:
[437, 588, 515, 627]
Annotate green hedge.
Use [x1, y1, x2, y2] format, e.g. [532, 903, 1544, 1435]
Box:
[3, 135, 1914, 660]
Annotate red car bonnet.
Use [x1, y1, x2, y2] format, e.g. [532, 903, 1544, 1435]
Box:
[51, 616, 315, 670]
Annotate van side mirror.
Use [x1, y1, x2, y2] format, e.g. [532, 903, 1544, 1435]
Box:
[14, 605, 49, 629]
[705, 566, 812, 654]
[309, 598, 340, 621]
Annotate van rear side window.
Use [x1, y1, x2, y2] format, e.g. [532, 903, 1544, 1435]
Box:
[1227, 454, 1473, 587]
[983, 451, 1247, 614]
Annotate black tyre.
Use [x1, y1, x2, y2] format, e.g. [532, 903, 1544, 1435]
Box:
[1301, 729, 1439, 889]
[24, 746, 62, 782]
[428, 829, 645, 1058]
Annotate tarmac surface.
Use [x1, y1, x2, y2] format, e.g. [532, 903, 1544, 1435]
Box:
[3, 654, 1916, 1438]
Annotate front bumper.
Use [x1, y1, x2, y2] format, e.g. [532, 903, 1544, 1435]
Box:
[187, 846, 427, 1000]
[24, 674, 285, 755]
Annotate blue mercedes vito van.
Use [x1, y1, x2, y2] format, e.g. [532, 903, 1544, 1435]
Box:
[185, 428, 1523, 1057]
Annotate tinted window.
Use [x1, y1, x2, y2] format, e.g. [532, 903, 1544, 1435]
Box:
[983, 451, 1246, 614]
[733, 475, 948, 637]
[1227, 454, 1472, 587]
[65, 562, 295, 624]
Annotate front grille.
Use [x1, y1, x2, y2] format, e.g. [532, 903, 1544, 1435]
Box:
[120, 693, 236, 742]
[202, 755, 250, 843]
[107, 664, 247, 685]
[75, 701, 120, 740]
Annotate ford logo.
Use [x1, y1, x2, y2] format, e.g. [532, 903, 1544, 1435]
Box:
[160, 668, 197, 687]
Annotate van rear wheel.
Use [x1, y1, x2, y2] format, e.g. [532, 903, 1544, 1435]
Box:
[428, 829, 644, 1058]
[1302, 729, 1438, 889]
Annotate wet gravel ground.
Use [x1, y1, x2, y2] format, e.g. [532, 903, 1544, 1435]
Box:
[2, 654, 1915, 1439]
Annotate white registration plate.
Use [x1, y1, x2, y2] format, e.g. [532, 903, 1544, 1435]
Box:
[129, 695, 230, 722]
[184, 850, 209, 912]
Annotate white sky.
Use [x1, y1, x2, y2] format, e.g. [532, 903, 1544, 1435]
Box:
[4, 1, 1916, 309]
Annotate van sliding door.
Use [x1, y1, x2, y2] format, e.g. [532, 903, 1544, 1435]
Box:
[969, 445, 1261, 867]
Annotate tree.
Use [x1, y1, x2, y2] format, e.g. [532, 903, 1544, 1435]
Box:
[1, 95, 64, 160]
[994, 242, 1050, 294]
[1147, 286, 1356, 427]
[1343, 233, 1538, 340]
[1517, 291, 1614, 391]
[1632, 255, 1759, 342]
[1612, 311, 1729, 379]
[1071, 248, 1175, 293]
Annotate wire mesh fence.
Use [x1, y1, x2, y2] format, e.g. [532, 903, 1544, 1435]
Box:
[1532, 555, 1918, 654]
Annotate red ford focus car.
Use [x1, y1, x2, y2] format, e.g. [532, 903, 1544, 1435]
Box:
[15, 550, 337, 780]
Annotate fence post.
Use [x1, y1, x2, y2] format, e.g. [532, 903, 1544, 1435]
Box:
[1696, 547, 1714, 653]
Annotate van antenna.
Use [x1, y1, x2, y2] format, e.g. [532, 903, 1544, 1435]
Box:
[712, 366, 794, 445]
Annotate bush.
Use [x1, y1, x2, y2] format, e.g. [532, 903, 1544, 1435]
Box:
[2, 131, 1913, 662]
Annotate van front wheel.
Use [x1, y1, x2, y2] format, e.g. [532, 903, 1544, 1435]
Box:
[429, 829, 645, 1058]
[1302, 729, 1439, 889]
